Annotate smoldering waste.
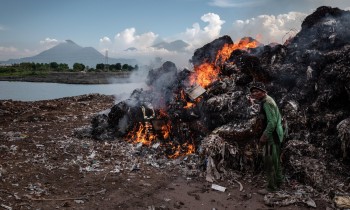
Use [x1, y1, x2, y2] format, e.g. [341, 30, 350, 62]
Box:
[81, 6, 350, 207]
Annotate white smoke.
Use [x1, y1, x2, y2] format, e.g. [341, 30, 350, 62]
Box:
[117, 115, 129, 134]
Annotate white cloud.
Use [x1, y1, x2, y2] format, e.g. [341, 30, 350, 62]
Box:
[0, 46, 19, 61]
[98, 13, 225, 67]
[113, 28, 158, 50]
[100, 13, 225, 54]
[99, 36, 112, 52]
[0, 38, 56, 60]
[180, 13, 225, 49]
[39, 38, 59, 49]
[230, 11, 307, 44]
[99, 36, 111, 44]
[0, 46, 40, 61]
[208, 0, 264, 8]
[0, 46, 17, 53]
[99, 28, 169, 65]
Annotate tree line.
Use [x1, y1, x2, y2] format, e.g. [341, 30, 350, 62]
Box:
[0, 62, 139, 75]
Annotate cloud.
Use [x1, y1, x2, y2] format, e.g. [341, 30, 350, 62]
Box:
[99, 36, 111, 52]
[0, 25, 6, 31]
[113, 28, 158, 51]
[99, 28, 178, 66]
[99, 36, 111, 44]
[100, 13, 225, 53]
[0, 46, 17, 53]
[230, 11, 307, 44]
[98, 13, 225, 67]
[0, 38, 57, 60]
[179, 13, 225, 49]
[39, 38, 59, 49]
[0, 46, 19, 61]
[0, 46, 41, 61]
[208, 0, 264, 8]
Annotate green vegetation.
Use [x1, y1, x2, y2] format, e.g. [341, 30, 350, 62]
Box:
[0, 62, 138, 77]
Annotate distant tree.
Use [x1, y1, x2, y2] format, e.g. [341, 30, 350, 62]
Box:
[109, 64, 117, 71]
[20, 62, 34, 71]
[58, 63, 69, 71]
[50, 62, 59, 71]
[116, 63, 122, 70]
[96, 63, 104, 70]
[134, 64, 139, 70]
[122, 64, 129, 71]
[128, 65, 134, 71]
[73, 63, 85, 72]
[31, 62, 36, 71]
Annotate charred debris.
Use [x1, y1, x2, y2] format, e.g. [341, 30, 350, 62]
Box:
[81, 6, 350, 204]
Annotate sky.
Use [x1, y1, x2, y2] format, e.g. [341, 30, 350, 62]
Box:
[1, 0, 350, 67]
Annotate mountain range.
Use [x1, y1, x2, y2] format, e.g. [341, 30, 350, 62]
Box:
[1, 40, 137, 68]
[0, 39, 190, 68]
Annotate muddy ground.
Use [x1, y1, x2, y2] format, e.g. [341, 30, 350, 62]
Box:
[0, 94, 328, 209]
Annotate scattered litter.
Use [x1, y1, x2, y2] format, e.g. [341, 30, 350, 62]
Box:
[110, 166, 121, 173]
[0, 204, 12, 210]
[233, 179, 243, 192]
[152, 142, 160, 149]
[334, 194, 350, 209]
[74, 199, 84, 204]
[264, 190, 317, 208]
[211, 184, 226, 192]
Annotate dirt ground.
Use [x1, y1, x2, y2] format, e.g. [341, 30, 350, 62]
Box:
[0, 94, 328, 210]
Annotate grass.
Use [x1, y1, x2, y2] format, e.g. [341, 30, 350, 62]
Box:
[0, 70, 49, 77]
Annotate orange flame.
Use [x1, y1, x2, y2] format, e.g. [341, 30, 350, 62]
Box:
[190, 63, 220, 88]
[168, 144, 181, 159]
[184, 102, 195, 109]
[127, 122, 156, 146]
[216, 37, 260, 63]
[161, 121, 171, 139]
[184, 143, 195, 155]
[191, 37, 259, 87]
[127, 120, 196, 159]
[168, 142, 195, 159]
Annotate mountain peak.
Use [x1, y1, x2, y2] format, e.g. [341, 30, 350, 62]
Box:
[152, 40, 189, 52]
[65, 40, 76, 44]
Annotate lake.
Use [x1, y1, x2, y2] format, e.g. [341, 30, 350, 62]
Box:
[0, 81, 148, 101]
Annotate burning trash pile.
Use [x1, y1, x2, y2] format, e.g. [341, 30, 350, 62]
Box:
[83, 6, 350, 204]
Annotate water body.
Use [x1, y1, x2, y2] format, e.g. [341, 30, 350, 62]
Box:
[0, 81, 148, 101]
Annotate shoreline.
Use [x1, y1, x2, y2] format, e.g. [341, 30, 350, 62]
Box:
[0, 71, 132, 84]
